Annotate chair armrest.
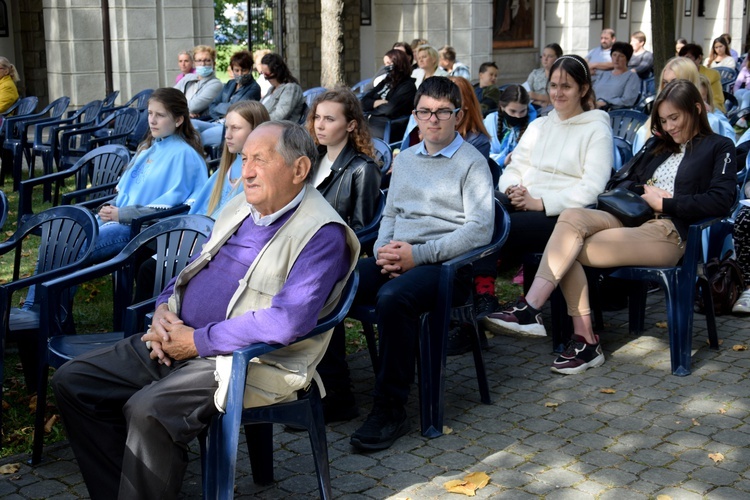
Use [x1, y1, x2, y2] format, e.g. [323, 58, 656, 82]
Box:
[123, 298, 158, 336]
[90, 130, 130, 147]
[18, 169, 78, 217]
[61, 183, 118, 206]
[69, 193, 117, 210]
[223, 271, 359, 411]
[130, 205, 190, 236]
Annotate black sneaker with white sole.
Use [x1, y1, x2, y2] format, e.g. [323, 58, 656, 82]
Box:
[550, 334, 605, 374]
[483, 297, 546, 337]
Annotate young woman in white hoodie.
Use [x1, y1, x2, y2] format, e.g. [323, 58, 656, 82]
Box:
[476, 55, 613, 322]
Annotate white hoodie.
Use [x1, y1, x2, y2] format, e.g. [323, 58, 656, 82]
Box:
[498, 109, 613, 215]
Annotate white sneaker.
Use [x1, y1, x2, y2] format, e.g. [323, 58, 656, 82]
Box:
[732, 289, 750, 314]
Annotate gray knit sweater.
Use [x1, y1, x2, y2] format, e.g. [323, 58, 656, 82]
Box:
[375, 140, 494, 265]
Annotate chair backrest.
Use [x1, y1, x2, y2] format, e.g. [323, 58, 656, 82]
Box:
[5, 206, 98, 281]
[48, 96, 71, 120]
[608, 109, 648, 144]
[74, 144, 131, 194]
[115, 214, 214, 299]
[101, 90, 120, 109]
[126, 89, 154, 109]
[111, 108, 141, 144]
[351, 78, 372, 96]
[0, 189, 7, 229]
[715, 66, 737, 91]
[75, 100, 104, 124]
[640, 76, 655, 99]
[16, 96, 39, 116]
[634, 95, 655, 115]
[724, 91, 739, 114]
[613, 136, 633, 171]
[371, 138, 392, 189]
[303, 87, 327, 108]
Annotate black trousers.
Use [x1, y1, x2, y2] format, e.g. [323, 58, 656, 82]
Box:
[51, 335, 219, 500]
[319, 257, 467, 409]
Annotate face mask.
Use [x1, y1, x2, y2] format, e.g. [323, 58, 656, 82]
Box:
[504, 114, 528, 128]
[234, 74, 254, 86]
[196, 65, 214, 78]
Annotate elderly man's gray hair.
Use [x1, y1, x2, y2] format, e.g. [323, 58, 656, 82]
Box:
[257, 120, 319, 182]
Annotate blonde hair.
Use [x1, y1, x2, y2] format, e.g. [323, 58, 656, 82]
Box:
[417, 45, 440, 74]
[660, 57, 700, 89]
[192, 45, 216, 62]
[0, 57, 20, 82]
[206, 101, 270, 215]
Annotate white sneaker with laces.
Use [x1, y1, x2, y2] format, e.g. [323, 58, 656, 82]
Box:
[732, 289, 750, 314]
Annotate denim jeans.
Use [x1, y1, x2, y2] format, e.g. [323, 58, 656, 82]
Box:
[190, 119, 223, 147]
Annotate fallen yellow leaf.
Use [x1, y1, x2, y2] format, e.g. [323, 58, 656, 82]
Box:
[709, 452, 724, 463]
[544, 402, 559, 408]
[719, 408, 727, 414]
[443, 425, 453, 435]
[692, 418, 700, 426]
[464, 472, 490, 489]
[732, 345, 748, 351]
[600, 388, 616, 394]
[444, 479, 476, 496]
[655, 321, 667, 328]
[0, 463, 20, 474]
[656, 495, 673, 500]
[44, 414, 59, 434]
[443, 472, 490, 496]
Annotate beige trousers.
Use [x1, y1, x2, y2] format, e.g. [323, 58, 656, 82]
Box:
[536, 208, 686, 316]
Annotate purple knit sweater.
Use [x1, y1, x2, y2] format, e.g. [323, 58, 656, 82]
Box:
[155, 209, 350, 357]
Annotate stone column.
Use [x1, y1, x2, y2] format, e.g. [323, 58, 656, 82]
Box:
[43, 0, 213, 107]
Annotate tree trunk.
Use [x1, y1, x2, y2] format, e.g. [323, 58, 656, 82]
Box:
[651, 0, 676, 83]
[320, 0, 345, 87]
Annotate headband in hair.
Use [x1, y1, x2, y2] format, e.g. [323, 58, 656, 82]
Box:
[555, 55, 588, 78]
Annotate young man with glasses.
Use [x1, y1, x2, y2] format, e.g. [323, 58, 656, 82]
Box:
[349, 77, 494, 451]
[173, 44, 223, 117]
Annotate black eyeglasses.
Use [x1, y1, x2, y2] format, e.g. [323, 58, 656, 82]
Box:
[414, 108, 459, 121]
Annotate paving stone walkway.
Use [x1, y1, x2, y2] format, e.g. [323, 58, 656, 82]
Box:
[2, 295, 750, 499]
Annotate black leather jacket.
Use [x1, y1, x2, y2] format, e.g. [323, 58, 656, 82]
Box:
[316, 143, 381, 231]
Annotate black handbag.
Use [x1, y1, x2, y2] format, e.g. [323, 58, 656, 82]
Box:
[596, 187, 654, 227]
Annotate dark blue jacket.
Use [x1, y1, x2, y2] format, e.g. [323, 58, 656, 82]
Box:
[204, 78, 261, 121]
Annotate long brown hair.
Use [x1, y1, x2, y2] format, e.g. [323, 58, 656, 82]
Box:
[651, 79, 712, 155]
[207, 101, 270, 214]
[137, 88, 204, 158]
[449, 76, 489, 138]
[305, 87, 375, 158]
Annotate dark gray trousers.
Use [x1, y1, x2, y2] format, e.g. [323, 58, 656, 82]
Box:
[51, 334, 219, 500]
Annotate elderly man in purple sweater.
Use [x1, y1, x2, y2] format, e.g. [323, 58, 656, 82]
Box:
[51, 121, 359, 500]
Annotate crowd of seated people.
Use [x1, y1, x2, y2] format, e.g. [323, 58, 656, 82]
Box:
[13, 28, 750, 485]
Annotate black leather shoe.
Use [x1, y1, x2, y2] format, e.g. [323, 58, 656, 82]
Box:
[350, 405, 409, 451]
